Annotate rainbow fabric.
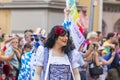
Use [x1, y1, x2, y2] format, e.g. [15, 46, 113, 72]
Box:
[65, 0, 85, 50]
[34, 28, 47, 38]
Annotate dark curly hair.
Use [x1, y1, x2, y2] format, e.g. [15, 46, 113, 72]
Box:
[44, 25, 75, 54]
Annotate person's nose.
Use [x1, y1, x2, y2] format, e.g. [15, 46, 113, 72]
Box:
[65, 35, 68, 40]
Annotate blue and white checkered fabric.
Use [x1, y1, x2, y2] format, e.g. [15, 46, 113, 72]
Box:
[30, 52, 37, 80]
[18, 49, 33, 80]
[62, 20, 71, 29]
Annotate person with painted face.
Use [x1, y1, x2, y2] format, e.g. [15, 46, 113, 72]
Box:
[30, 32, 47, 80]
[31, 35, 40, 49]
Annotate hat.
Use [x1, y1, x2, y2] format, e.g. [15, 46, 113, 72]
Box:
[34, 28, 47, 38]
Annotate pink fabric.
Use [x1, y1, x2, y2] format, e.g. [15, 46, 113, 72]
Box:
[117, 48, 120, 55]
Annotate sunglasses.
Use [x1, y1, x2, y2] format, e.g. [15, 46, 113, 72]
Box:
[31, 38, 39, 42]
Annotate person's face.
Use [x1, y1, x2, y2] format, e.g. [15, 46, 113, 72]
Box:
[56, 33, 68, 47]
[98, 33, 103, 41]
[25, 35, 31, 43]
[11, 38, 18, 48]
[111, 36, 116, 43]
[19, 39, 24, 46]
[2, 74, 6, 80]
[24, 48, 31, 53]
[31, 35, 39, 43]
[90, 37, 98, 42]
[115, 45, 119, 51]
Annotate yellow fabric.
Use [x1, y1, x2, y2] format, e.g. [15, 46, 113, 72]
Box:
[102, 41, 110, 54]
[103, 41, 110, 47]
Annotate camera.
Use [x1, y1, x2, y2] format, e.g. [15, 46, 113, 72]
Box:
[93, 44, 97, 50]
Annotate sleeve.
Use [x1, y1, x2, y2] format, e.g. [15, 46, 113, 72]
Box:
[62, 20, 71, 29]
[71, 49, 80, 69]
[36, 46, 44, 66]
[78, 52, 85, 67]
[5, 46, 13, 56]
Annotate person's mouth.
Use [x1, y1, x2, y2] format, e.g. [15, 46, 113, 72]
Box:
[63, 40, 67, 43]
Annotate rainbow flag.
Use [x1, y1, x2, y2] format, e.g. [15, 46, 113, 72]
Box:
[65, 0, 85, 50]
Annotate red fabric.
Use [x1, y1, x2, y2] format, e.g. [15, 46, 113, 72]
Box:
[11, 75, 15, 80]
[2, 46, 6, 52]
[3, 65, 10, 76]
[79, 27, 84, 35]
[76, 22, 84, 35]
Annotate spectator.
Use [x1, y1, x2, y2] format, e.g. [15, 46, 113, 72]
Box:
[96, 31, 103, 46]
[23, 29, 33, 45]
[86, 42, 115, 80]
[102, 32, 116, 55]
[5, 37, 20, 80]
[106, 42, 120, 80]
[18, 43, 33, 80]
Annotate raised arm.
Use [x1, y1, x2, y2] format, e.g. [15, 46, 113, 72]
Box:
[95, 51, 115, 66]
[102, 52, 115, 65]
[64, 7, 70, 21]
[0, 51, 14, 61]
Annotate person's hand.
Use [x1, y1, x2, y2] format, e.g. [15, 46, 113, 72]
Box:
[110, 44, 115, 49]
[13, 45, 18, 49]
[111, 51, 116, 57]
[88, 44, 94, 51]
[64, 7, 70, 16]
[79, 44, 84, 52]
[13, 48, 19, 54]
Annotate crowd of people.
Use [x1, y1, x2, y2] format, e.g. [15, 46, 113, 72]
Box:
[0, 8, 119, 80]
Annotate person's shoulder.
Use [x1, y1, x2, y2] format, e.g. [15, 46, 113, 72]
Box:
[36, 45, 44, 52]
[5, 46, 13, 54]
[38, 45, 44, 49]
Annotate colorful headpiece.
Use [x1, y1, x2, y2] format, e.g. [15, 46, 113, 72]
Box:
[34, 28, 47, 38]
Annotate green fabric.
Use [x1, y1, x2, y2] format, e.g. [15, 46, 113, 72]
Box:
[0, 38, 4, 42]
[103, 47, 110, 54]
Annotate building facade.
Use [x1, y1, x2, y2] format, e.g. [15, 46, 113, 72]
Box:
[0, 0, 80, 35]
[0, 0, 120, 35]
[80, 0, 120, 35]
[103, 0, 120, 35]
[79, 0, 102, 32]
[0, 0, 11, 34]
